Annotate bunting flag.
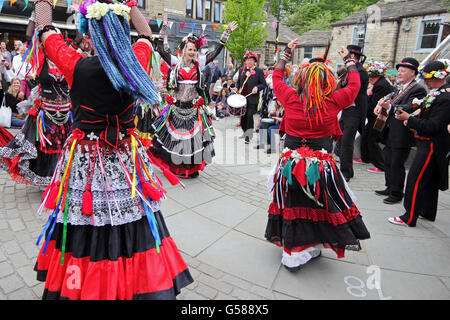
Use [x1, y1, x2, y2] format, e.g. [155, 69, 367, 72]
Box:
[168, 21, 173, 29]
[145, 17, 150, 23]
[10, 0, 16, 6]
[271, 21, 276, 28]
[201, 23, 207, 32]
[179, 22, 185, 31]
[156, 19, 162, 28]
[190, 23, 195, 32]
[212, 24, 217, 32]
[0, 0, 4, 12]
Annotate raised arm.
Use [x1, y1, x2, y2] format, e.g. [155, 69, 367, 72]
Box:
[34, 0, 82, 87]
[204, 22, 238, 66]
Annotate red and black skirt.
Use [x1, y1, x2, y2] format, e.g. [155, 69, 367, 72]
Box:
[265, 135, 370, 258]
[149, 99, 214, 177]
[35, 132, 193, 299]
[0, 99, 71, 186]
[134, 101, 161, 148]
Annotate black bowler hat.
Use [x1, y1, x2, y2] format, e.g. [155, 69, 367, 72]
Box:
[419, 60, 449, 79]
[396, 57, 419, 75]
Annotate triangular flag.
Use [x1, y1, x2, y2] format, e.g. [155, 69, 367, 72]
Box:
[190, 23, 196, 32]
[145, 18, 150, 23]
[168, 21, 174, 29]
[271, 21, 276, 28]
[180, 22, 185, 31]
[224, 24, 228, 30]
[212, 24, 217, 32]
[0, 0, 5, 12]
[201, 24, 207, 32]
[156, 19, 162, 28]
[10, 0, 17, 6]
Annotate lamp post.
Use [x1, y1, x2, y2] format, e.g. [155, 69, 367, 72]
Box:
[357, 12, 369, 52]
[274, 0, 281, 63]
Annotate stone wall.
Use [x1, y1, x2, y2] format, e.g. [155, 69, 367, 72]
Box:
[328, 12, 449, 70]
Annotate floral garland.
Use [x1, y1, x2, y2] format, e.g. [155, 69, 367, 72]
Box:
[412, 88, 446, 109]
[418, 59, 450, 80]
[363, 60, 387, 77]
[79, 0, 131, 21]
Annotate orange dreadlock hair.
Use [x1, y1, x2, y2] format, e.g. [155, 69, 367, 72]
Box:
[294, 62, 336, 126]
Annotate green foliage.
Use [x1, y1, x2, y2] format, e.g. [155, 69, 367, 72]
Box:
[269, 0, 379, 35]
[223, 0, 269, 62]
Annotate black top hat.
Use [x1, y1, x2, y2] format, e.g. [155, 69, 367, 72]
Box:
[395, 57, 419, 74]
[346, 44, 366, 63]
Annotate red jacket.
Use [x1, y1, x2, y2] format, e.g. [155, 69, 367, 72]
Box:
[273, 68, 361, 141]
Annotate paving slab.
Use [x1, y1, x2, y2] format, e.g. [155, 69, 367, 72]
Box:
[192, 195, 258, 228]
[364, 234, 450, 276]
[165, 210, 229, 256]
[197, 230, 282, 289]
[165, 181, 224, 209]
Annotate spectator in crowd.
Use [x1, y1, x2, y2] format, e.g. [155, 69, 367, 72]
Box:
[389, 73, 397, 86]
[12, 45, 32, 100]
[210, 60, 222, 85]
[215, 88, 229, 118]
[223, 62, 234, 78]
[1, 42, 11, 66]
[3, 77, 27, 128]
[223, 76, 235, 91]
[255, 98, 284, 153]
[212, 74, 226, 102]
[201, 61, 212, 103]
[10, 40, 22, 58]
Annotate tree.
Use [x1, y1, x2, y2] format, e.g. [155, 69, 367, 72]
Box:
[269, 0, 379, 35]
[223, 0, 269, 63]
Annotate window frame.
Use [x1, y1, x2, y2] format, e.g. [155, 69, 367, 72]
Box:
[186, 0, 193, 18]
[196, 0, 204, 20]
[214, 2, 221, 23]
[303, 47, 313, 59]
[414, 16, 445, 53]
[205, 0, 211, 22]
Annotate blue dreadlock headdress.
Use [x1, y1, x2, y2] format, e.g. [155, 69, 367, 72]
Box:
[77, 0, 159, 105]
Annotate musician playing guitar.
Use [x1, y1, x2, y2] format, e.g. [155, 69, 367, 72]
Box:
[232, 52, 267, 144]
[373, 57, 427, 204]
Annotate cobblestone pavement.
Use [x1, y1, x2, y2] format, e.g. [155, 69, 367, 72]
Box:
[1, 119, 449, 300]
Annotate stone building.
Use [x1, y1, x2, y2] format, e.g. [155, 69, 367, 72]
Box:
[327, 0, 449, 70]
[296, 30, 332, 63]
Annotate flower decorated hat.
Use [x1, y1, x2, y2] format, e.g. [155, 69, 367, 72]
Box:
[364, 60, 387, 77]
[77, 0, 131, 34]
[419, 59, 450, 80]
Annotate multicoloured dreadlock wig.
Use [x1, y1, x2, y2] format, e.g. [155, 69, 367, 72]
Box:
[76, 0, 160, 105]
[293, 61, 336, 126]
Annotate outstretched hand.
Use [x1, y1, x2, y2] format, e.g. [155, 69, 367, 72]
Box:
[288, 38, 298, 50]
[226, 21, 239, 32]
[338, 46, 349, 60]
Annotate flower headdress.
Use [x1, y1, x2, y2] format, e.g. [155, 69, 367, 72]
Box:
[419, 59, 450, 80]
[77, 0, 131, 34]
[179, 33, 208, 51]
[364, 60, 387, 77]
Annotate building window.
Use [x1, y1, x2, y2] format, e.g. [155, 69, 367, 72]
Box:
[137, 0, 145, 9]
[221, 3, 225, 24]
[303, 47, 313, 59]
[205, 0, 211, 21]
[214, 2, 221, 23]
[196, 0, 203, 20]
[415, 18, 444, 52]
[186, 0, 193, 18]
[351, 26, 365, 48]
